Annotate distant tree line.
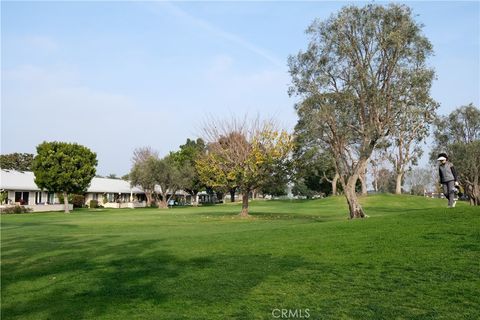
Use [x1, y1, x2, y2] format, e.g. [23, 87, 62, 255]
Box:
[0, 153, 34, 171]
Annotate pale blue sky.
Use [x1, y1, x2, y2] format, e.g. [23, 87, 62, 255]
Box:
[1, 1, 479, 175]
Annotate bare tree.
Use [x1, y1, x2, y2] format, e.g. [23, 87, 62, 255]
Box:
[130, 147, 159, 206]
[132, 147, 159, 165]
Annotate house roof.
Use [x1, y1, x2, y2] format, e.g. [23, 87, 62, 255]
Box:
[153, 185, 188, 196]
[87, 177, 144, 194]
[0, 170, 144, 194]
[0, 170, 39, 191]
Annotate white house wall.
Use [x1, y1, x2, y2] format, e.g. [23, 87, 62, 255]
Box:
[87, 193, 131, 203]
[5, 190, 61, 206]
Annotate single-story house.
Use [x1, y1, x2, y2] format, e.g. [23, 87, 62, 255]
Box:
[0, 169, 147, 211]
[1, 170, 71, 212]
[84, 176, 147, 209]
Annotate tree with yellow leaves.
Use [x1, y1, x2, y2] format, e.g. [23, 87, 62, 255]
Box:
[196, 117, 293, 217]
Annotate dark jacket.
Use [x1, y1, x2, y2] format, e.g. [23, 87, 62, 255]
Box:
[439, 162, 458, 183]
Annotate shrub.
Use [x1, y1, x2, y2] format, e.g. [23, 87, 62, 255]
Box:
[71, 194, 85, 208]
[57, 193, 85, 208]
[0, 191, 8, 204]
[89, 200, 99, 208]
[1, 205, 32, 214]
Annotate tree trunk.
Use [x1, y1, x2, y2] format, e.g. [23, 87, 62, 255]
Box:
[63, 191, 70, 213]
[192, 192, 198, 206]
[159, 191, 175, 209]
[146, 191, 153, 207]
[339, 157, 369, 219]
[159, 200, 168, 209]
[359, 171, 368, 196]
[239, 190, 249, 217]
[344, 176, 365, 218]
[332, 172, 339, 196]
[470, 181, 480, 206]
[474, 177, 480, 206]
[158, 195, 168, 209]
[395, 173, 403, 195]
[230, 189, 235, 202]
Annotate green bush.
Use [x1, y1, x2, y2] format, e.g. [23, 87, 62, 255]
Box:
[57, 193, 85, 208]
[71, 194, 85, 208]
[1, 205, 32, 214]
[89, 200, 99, 208]
[0, 191, 8, 204]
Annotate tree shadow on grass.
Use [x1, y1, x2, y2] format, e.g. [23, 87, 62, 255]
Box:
[188, 207, 335, 223]
[1, 235, 308, 320]
[0, 220, 80, 232]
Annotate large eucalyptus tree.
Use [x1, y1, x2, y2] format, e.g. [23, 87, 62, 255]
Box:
[289, 4, 437, 218]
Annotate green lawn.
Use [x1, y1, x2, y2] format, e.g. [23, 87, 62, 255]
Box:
[1, 194, 479, 320]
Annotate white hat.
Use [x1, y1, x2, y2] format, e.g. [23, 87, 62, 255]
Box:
[437, 156, 447, 161]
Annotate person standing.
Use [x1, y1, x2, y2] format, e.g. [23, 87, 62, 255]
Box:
[437, 153, 459, 208]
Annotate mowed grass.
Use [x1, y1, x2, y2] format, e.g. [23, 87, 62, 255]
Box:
[1, 195, 479, 320]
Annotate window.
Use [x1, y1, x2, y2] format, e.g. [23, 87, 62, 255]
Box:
[47, 192, 55, 204]
[35, 192, 42, 204]
[93, 193, 98, 201]
[15, 192, 29, 205]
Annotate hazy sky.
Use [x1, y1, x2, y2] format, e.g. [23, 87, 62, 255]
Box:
[1, 1, 479, 175]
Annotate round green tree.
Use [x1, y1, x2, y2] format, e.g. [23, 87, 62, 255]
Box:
[32, 141, 98, 213]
